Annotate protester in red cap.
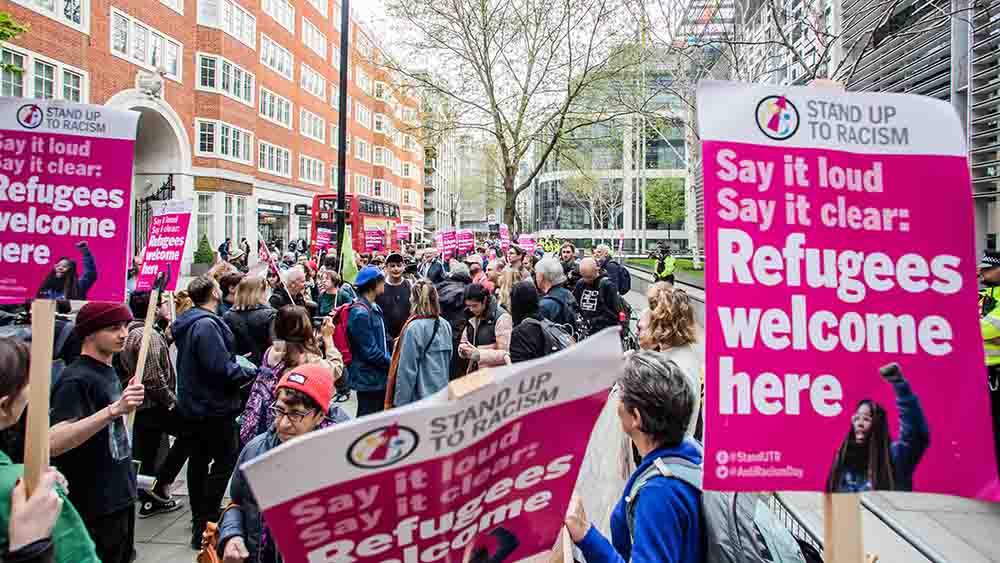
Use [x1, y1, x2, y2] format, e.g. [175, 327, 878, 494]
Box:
[49, 302, 145, 563]
[216, 364, 334, 563]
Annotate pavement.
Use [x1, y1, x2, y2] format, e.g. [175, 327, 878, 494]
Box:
[134, 286, 1000, 563]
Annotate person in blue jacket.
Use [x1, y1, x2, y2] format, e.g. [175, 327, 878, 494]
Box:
[565, 351, 704, 563]
[171, 275, 256, 549]
[826, 362, 929, 492]
[36, 241, 97, 300]
[347, 266, 391, 417]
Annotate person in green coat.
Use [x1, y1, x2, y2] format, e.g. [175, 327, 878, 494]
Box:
[0, 338, 100, 563]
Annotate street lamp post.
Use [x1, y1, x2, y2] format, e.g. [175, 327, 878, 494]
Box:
[334, 0, 351, 274]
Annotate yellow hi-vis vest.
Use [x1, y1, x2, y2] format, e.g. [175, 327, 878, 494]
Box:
[981, 287, 1000, 366]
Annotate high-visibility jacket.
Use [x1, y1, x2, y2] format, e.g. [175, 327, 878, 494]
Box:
[980, 286, 1000, 366]
[655, 256, 676, 279]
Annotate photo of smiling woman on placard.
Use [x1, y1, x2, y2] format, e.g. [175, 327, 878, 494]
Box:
[826, 362, 930, 492]
[35, 240, 98, 301]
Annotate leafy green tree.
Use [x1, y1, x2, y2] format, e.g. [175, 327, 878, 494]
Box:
[0, 13, 26, 74]
[646, 178, 685, 246]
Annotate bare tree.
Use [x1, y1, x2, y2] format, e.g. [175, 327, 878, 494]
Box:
[380, 0, 668, 229]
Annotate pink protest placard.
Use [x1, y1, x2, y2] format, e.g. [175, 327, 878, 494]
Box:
[699, 81, 999, 501]
[516, 235, 535, 254]
[457, 229, 475, 254]
[135, 199, 191, 292]
[0, 99, 139, 304]
[315, 228, 332, 250]
[499, 224, 510, 251]
[396, 223, 410, 241]
[242, 329, 623, 563]
[364, 228, 384, 252]
[442, 228, 457, 261]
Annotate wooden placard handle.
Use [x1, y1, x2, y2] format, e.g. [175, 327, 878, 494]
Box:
[824, 493, 864, 563]
[126, 287, 160, 430]
[24, 299, 55, 497]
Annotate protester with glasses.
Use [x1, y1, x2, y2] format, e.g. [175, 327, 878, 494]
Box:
[217, 364, 335, 563]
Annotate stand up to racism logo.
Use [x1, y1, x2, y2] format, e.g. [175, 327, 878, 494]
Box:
[756, 95, 800, 141]
[347, 424, 420, 469]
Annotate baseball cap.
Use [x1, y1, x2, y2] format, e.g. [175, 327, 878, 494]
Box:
[355, 265, 385, 287]
[276, 363, 334, 415]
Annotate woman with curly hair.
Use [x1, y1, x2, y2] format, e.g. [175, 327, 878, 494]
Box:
[637, 282, 702, 439]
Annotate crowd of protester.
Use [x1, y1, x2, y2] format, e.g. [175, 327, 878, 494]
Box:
[0, 233, 729, 563]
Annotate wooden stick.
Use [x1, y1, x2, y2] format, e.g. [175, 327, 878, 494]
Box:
[126, 287, 160, 430]
[24, 299, 55, 497]
[824, 493, 864, 563]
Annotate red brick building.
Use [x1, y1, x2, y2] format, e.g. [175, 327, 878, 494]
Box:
[0, 0, 424, 266]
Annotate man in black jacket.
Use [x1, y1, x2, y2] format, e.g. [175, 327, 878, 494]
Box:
[436, 263, 472, 379]
[171, 276, 255, 549]
[573, 258, 622, 338]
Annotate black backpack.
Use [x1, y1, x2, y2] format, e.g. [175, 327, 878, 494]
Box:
[526, 318, 575, 354]
[613, 260, 632, 295]
[541, 293, 586, 341]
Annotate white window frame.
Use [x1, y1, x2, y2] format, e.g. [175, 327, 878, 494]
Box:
[330, 45, 341, 69]
[194, 119, 254, 165]
[302, 17, 327, 59]
[300, 63, 326, 100]
[374, 82, 386, 100]
[374, 113, 385, 133]
[355, 102, 371, 129]
[260, 34, 294, 81]
[0, 43, 89, 102]
[259, 87, 293, 129]
[330, 84, 340, 108]
[299, 154, 325, 186]
[332, 2, 342, 31]
[299, 108, 326, 144]
[402, 162, 412, 179]
[262, 0, 295, 33]
[258, 140, 292, 179]
[220, 0, 256, 49]
[11, 0, 88, 33]
[356, 67, 371, 95]
[160, 0, 183, 14]
[355, 174, 371, 196]
[196, 53, 255, 106]
[330, 124, 339, 147]
[306, 0, 327, 17]
[110, 8, 183, 82]
[355, 138, 369, 162]
[373, 146, 385, 166]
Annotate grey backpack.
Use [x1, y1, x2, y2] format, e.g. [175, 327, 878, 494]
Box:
[626, 454, 806, 563]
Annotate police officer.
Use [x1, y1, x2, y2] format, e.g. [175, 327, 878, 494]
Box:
[979, 251, 1000, 477]
[654, 246, 676, 284]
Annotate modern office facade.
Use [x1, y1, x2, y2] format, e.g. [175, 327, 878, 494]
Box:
[0, 0, 424, 270]
[533, 117, 687, 251]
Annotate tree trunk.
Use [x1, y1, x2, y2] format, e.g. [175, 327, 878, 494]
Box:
[503, 172, 517, 233]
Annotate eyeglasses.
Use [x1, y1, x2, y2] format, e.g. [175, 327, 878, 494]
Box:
[269, 402, 316, 424]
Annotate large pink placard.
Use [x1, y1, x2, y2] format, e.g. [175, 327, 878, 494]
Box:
[135, 199, 191, 292]
[699, 81, 999, 501]
[242, 329, 623, 563]
[457, 229, 475, 254]
[499, 224, 510, 251]
[0, 99, 139, 304]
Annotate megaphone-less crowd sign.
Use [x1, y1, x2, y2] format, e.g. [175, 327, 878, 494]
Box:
[0, 99, 138, 304]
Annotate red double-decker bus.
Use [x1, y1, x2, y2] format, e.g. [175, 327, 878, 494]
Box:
[312, 194, 401, 254]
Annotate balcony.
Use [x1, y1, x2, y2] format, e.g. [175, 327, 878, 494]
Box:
[424, 173, 437, 193]
[424, 196, 436, 210]
[425, 157, 437, 174]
